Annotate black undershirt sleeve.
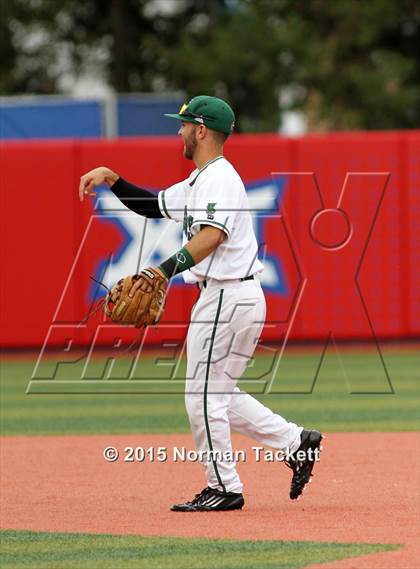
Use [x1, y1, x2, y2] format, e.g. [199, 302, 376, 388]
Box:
[110, 177, 163, 218]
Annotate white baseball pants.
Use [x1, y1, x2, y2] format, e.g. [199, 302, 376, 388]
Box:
[185, 278, 302, 493]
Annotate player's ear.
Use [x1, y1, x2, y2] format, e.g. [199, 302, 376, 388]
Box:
[197, 124, 207, 140]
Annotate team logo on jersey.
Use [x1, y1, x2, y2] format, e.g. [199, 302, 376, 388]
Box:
[206, 202, 217, 214]
[183, 206, 194, 240]
[206, 202, 217, 220]
[91, 177, 287, 298]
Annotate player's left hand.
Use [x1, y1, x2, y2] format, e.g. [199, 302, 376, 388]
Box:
[104, 270, 168, 328]
[129, 267, 167, 297]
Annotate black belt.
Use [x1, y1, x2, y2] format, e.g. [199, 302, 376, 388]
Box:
[196, 275, 254, 290]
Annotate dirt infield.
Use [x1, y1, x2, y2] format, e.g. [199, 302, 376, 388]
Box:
[1, 432, 419, 568]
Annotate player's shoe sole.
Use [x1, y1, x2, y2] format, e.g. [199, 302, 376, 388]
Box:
[171, 487, 244, 512]
[286, 429, 323, 500]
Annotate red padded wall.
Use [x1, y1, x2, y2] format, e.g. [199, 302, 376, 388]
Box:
[1, 131, 418, 348]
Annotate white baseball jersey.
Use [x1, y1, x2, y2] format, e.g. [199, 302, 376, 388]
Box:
[157, 154, 302, 495]
[157, 156, 264, 283]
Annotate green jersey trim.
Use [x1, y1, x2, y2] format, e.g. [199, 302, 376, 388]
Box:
[191, 219, 230, 236]
[158, 190, 172, 219]
[189, 156, 224, 187]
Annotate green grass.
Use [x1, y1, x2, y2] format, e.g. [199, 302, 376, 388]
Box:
[0, 529, 398, 569]
[0, 353, 412, 569]
[0, 348, 418, 435]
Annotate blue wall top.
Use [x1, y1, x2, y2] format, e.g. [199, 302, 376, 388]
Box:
[0, 100, 103, 139]
[117, 97, 183, 136]
[0, 95, 185, 139]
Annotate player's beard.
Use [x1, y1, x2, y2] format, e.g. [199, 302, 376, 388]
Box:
[183, 129, 198, 160]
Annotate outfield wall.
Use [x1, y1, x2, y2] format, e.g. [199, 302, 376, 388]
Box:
[1, 131, 419, 348]
[0, 94, 184, 139]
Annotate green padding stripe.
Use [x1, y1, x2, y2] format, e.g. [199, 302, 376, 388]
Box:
[204, 288, 226, 492]
[160, 191, 171, 219]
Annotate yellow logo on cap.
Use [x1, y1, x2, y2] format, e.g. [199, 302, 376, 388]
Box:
[179, 103, 188, 114]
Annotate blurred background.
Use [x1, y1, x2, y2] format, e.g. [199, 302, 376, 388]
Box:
[1, 9, 419, 568]
[0, 1, 419, 419]
[1, 0, 420, 137]
[0, 0, 418, 483]
[2, 0, 419, 342]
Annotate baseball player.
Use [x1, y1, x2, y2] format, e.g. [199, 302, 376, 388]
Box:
[79, 95, 323, 512]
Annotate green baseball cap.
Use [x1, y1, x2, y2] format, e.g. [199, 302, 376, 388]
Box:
[164, 95, 235, 134]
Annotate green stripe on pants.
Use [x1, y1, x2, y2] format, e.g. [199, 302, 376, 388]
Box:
[204, 288, 225, 492]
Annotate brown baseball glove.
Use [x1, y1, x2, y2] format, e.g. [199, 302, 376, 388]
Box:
[104, 268, 167, 327]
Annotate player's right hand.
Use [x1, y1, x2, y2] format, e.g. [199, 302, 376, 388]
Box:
[79, 166, 119, 202]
